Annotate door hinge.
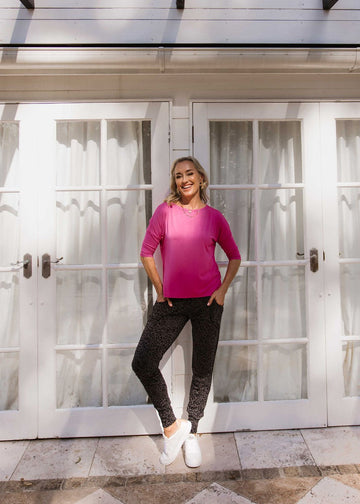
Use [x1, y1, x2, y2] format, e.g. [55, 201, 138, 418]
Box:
[323, 251, 326, 261]
[192, 125, 194, 143]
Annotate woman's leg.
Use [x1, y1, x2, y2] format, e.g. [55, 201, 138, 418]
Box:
[132, 300, 188, 429]
[187, 299, 223, 433]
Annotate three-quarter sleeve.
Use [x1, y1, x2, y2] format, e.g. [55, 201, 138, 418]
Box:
[140, 204, 165, 257]
[217, 214, 241, 261]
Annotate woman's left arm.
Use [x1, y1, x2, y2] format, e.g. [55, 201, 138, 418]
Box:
[207, 258, 241, 306]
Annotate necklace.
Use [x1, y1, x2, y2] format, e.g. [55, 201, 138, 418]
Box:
[181, 206, 199, 217]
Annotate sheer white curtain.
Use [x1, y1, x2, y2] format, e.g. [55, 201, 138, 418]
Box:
[55, 120, 148, 408]
[211, 120, 307, 403]
[337, 120, 360, 397]
[0, 122, 19, 411]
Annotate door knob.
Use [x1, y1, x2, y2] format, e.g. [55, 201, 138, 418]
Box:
[310, 248, 319, 273]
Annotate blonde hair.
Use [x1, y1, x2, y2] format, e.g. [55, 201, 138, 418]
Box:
[164, 156, 209, 205]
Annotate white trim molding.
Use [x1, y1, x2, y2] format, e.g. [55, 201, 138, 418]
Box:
[0, 46, 359, 76]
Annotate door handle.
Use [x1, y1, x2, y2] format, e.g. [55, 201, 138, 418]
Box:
[11, 254, 32, 278]
[310, 248, 319, 273]
[42, 254, 63, 278]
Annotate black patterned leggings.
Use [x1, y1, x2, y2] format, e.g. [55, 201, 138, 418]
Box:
[132, 297, 223, 434]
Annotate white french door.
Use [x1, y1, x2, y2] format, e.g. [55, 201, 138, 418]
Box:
[0, 106, 38, 440]
[193, 102, 327, 431]
[0, 102, 170, 439]
[321, 103, 360, 426]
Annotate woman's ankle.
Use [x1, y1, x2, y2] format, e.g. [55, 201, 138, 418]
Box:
[163, 419, 182, 438]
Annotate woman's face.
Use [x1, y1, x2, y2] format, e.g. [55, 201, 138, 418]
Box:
[174, 160, 203, 202]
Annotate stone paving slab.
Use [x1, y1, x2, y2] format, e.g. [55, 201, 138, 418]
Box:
[235, 430, 315, 469]
[76, 489, 124, 504]
[89, 436, 164, 478]
[297, 476, 360, 503]
[185, 482, 255, 503]
[301, 427, 360, 466]
[11, 438, 98, 481]
[0, 441, 29, 481]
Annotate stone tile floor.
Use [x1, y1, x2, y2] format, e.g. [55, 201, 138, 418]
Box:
[2, 427, 360, 503]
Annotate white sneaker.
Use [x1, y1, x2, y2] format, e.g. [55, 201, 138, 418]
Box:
[159, 420, 191, 466]
[184, 433, 202, 468]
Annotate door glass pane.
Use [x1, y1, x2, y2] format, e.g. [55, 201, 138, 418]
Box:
[107, 269, 148, 344]
[338, 188, 360, 258]
[107, 190, 147, 264]
[262, 266, 306, 340]
[0, 352, 18, 411]
[0, 194, 19, 267]
[106, 121, 151, 185]
[56, 191, 101, 264]
[211, 189, 255, 262]
[263, 344, 307, 400]
[259, 121, 303, 184]
[56, 121, 100, 186]
[210, 121, 253, 184]
[56, 271, 103, 345]
[337, 120, 360, 182]
[213, 346, 258, 403]
[260, 188, 304, 261]
[108, 349, 147, 406]
[0, 272, 19, 347]
[220, 268, 257, 341]
[56, 350, 102, 409]
[343, 341, 360, 397]
[340, 264, 360, 338]
[0, 123, 19, 187]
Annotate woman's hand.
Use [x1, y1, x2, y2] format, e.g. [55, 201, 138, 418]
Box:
[207, 287, 226, 307]
[157, 293, 173, 307]
[207, 259, 241, 307]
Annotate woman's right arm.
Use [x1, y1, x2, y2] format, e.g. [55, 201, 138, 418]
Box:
[141, 256, 173, 307]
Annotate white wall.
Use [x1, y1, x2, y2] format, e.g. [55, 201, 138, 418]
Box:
[0, 0, 360, 45]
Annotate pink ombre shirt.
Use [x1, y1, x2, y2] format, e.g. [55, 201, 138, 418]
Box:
[140, 202, 241, 298]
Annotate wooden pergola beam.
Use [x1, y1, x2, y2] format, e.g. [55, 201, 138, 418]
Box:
[323, 0, 339, 10]
[20, 0, 34, 8]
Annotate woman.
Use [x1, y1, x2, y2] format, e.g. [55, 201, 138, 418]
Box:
[132, 156, 241, 467]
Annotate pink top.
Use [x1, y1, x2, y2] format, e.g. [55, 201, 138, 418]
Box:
[140, 202, 241, 298]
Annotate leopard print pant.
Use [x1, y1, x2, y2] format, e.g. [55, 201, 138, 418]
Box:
[132, 297, 223, 433]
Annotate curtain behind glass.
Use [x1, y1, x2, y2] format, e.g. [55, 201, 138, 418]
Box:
[0, 123, 19, 411]
[337, 120, 360, 397]
[55, 120, 149, 408]
[210, 120, 306, 403]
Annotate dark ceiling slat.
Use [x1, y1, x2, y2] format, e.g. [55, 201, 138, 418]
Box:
[176, 0, 185, 9]
[20, 0, 34, 8]
[323, 0, 339, 9]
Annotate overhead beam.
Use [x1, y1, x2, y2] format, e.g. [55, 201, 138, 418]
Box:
[176, 0, 185, 9]
[20, 0, 34, 8]
[323, 0, 339, 9]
